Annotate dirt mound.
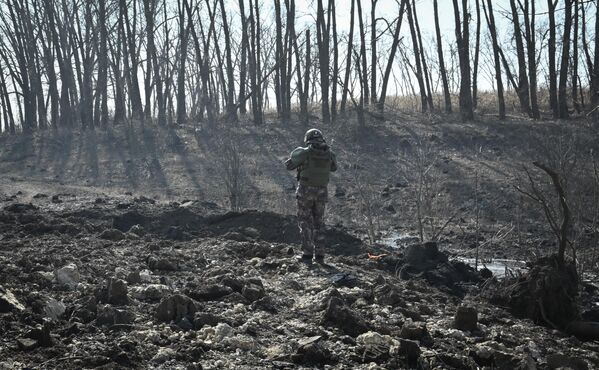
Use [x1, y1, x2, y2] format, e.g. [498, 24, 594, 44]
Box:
[491, 255, 579, 329]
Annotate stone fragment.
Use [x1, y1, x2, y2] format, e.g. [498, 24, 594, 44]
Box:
[546, 354, 588, 370]
[109, 279, 129, 305]
[241, 283, 265, 302]
[194, 312, 228, 329]
[131, 284, 171, 301]
[148, 257, 178, 271]
[155, 294, 197, 323]
[16, 338, 38, 351]
[0, 286, 25, 312]
[189, 284, 233, 301]
[292, 340, 332, 365]
[356, 331, 398, 361]
[99, 229, 126, 241]
[55, 263, 80, 289]
[43, 298, 66, 320]
[323, 297, 370, 337]
[454, 305, 478, 331]
[398, 339, 421, 361]
[96, 305, 135, 326]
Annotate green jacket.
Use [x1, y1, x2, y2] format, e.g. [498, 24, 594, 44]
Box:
[286, 144, 337, 187]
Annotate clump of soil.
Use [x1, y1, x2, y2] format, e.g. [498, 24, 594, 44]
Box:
[491, 255, 579, 328]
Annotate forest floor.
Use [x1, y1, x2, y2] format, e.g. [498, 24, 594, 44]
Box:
[1, 112, 599, 368]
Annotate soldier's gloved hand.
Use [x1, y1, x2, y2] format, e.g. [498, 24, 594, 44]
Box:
[285, 158, 297, 171]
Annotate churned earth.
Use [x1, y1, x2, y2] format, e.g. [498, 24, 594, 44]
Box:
[1, 193, 598, 369]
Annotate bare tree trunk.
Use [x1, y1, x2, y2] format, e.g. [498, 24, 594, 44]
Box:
[274, 0, 284, 117]
[123, 0, 144, 120]
[331, 0, 338, 121]
[370, 0, 378, 105]
[521, 0, 540, 118]
[379, 0, 407, 111]
[218, 0, 237, 122]
[357, 0, 369, 105]
[571, 0, 580, 113]
[411, 0, 434, 111]
[301, 29, 311, 123]
[558, 0, 573, 119]
[340, 0, 355, 114]
[316, 0, 330, 124]
[433, 0, 452, 113]
[238, 0, 248, 115]
[144, 0, 166, 125]
[592, 0, 599, 111]
[177, 0, 190, 125]
[509, 0, 532, 116]
[452, 0, 474, 120]
[472, 0, 481, 109]
[248, 0, 263, 124]
[97, 0, 109, 127]
[547, 0, 559, 118]
[406, 0, 427, 113]
[483, 0, 505, 119]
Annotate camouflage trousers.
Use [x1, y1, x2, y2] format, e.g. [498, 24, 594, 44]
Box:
[296, 184, 328, 256]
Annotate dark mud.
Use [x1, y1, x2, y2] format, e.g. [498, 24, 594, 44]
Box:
[1, 194, 598, 369]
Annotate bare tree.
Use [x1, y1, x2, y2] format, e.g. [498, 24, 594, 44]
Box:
[433, 0, 452, 113]
[547, 0, 559, 118]
[452, 0, 474, 120]
[482, 0, 506, 119]
[558, 0, 573, 119]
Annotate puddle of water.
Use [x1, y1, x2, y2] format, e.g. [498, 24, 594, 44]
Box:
[380, 231, 419, 248]
[380, 230, 526, 278]
[458, 258, 526, 278]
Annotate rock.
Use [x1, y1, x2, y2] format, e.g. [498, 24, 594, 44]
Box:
[374, 283, 403, 306]
[99, 229, 126, 241]
[399, 322, 430, 343]
[241, 283, 265, 302]
[454, 305, 478, 331]
[107, 279, 129, 305]
[177, 317, 194, 331]
[334, 187, 346, 197]
[128, 224, 145, 236]
[16, 338, 38, 351]
[194, 312, 228, 329]
[323, 297, 370, 337]
[131, 284, 171, 301]
[96, 305, 135, 326]
[0, 286, 25, 312]
[126, 271, 142, 284]
[43, 298, 66, 320]
[223, 335, 256, 351]
[293, 340, 332, 365]
[54, 263, 80, 289]
[51, 195, 62, 204]
[27, 321, 52, 347]
[189, 284, 233, 301]
[148, 257, 178, 271]
[155, 294, 197, 323]
[546, 354, 588, 370]
[151, 347, 176, 364]
[356, 331, 398, 362]
[398, 339, 421, 362]
[214, 323, 234, 341]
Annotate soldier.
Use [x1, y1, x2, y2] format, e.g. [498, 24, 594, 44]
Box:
[285, 129, 337, 264]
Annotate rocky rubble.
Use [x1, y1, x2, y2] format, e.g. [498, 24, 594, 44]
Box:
[0, 195, 598, 369]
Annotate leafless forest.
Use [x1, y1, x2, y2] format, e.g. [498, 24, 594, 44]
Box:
[3, 1, 599, 368]
[0, 0, 597, 134]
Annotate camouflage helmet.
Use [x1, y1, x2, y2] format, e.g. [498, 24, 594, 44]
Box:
[304, 128, 325, 144]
